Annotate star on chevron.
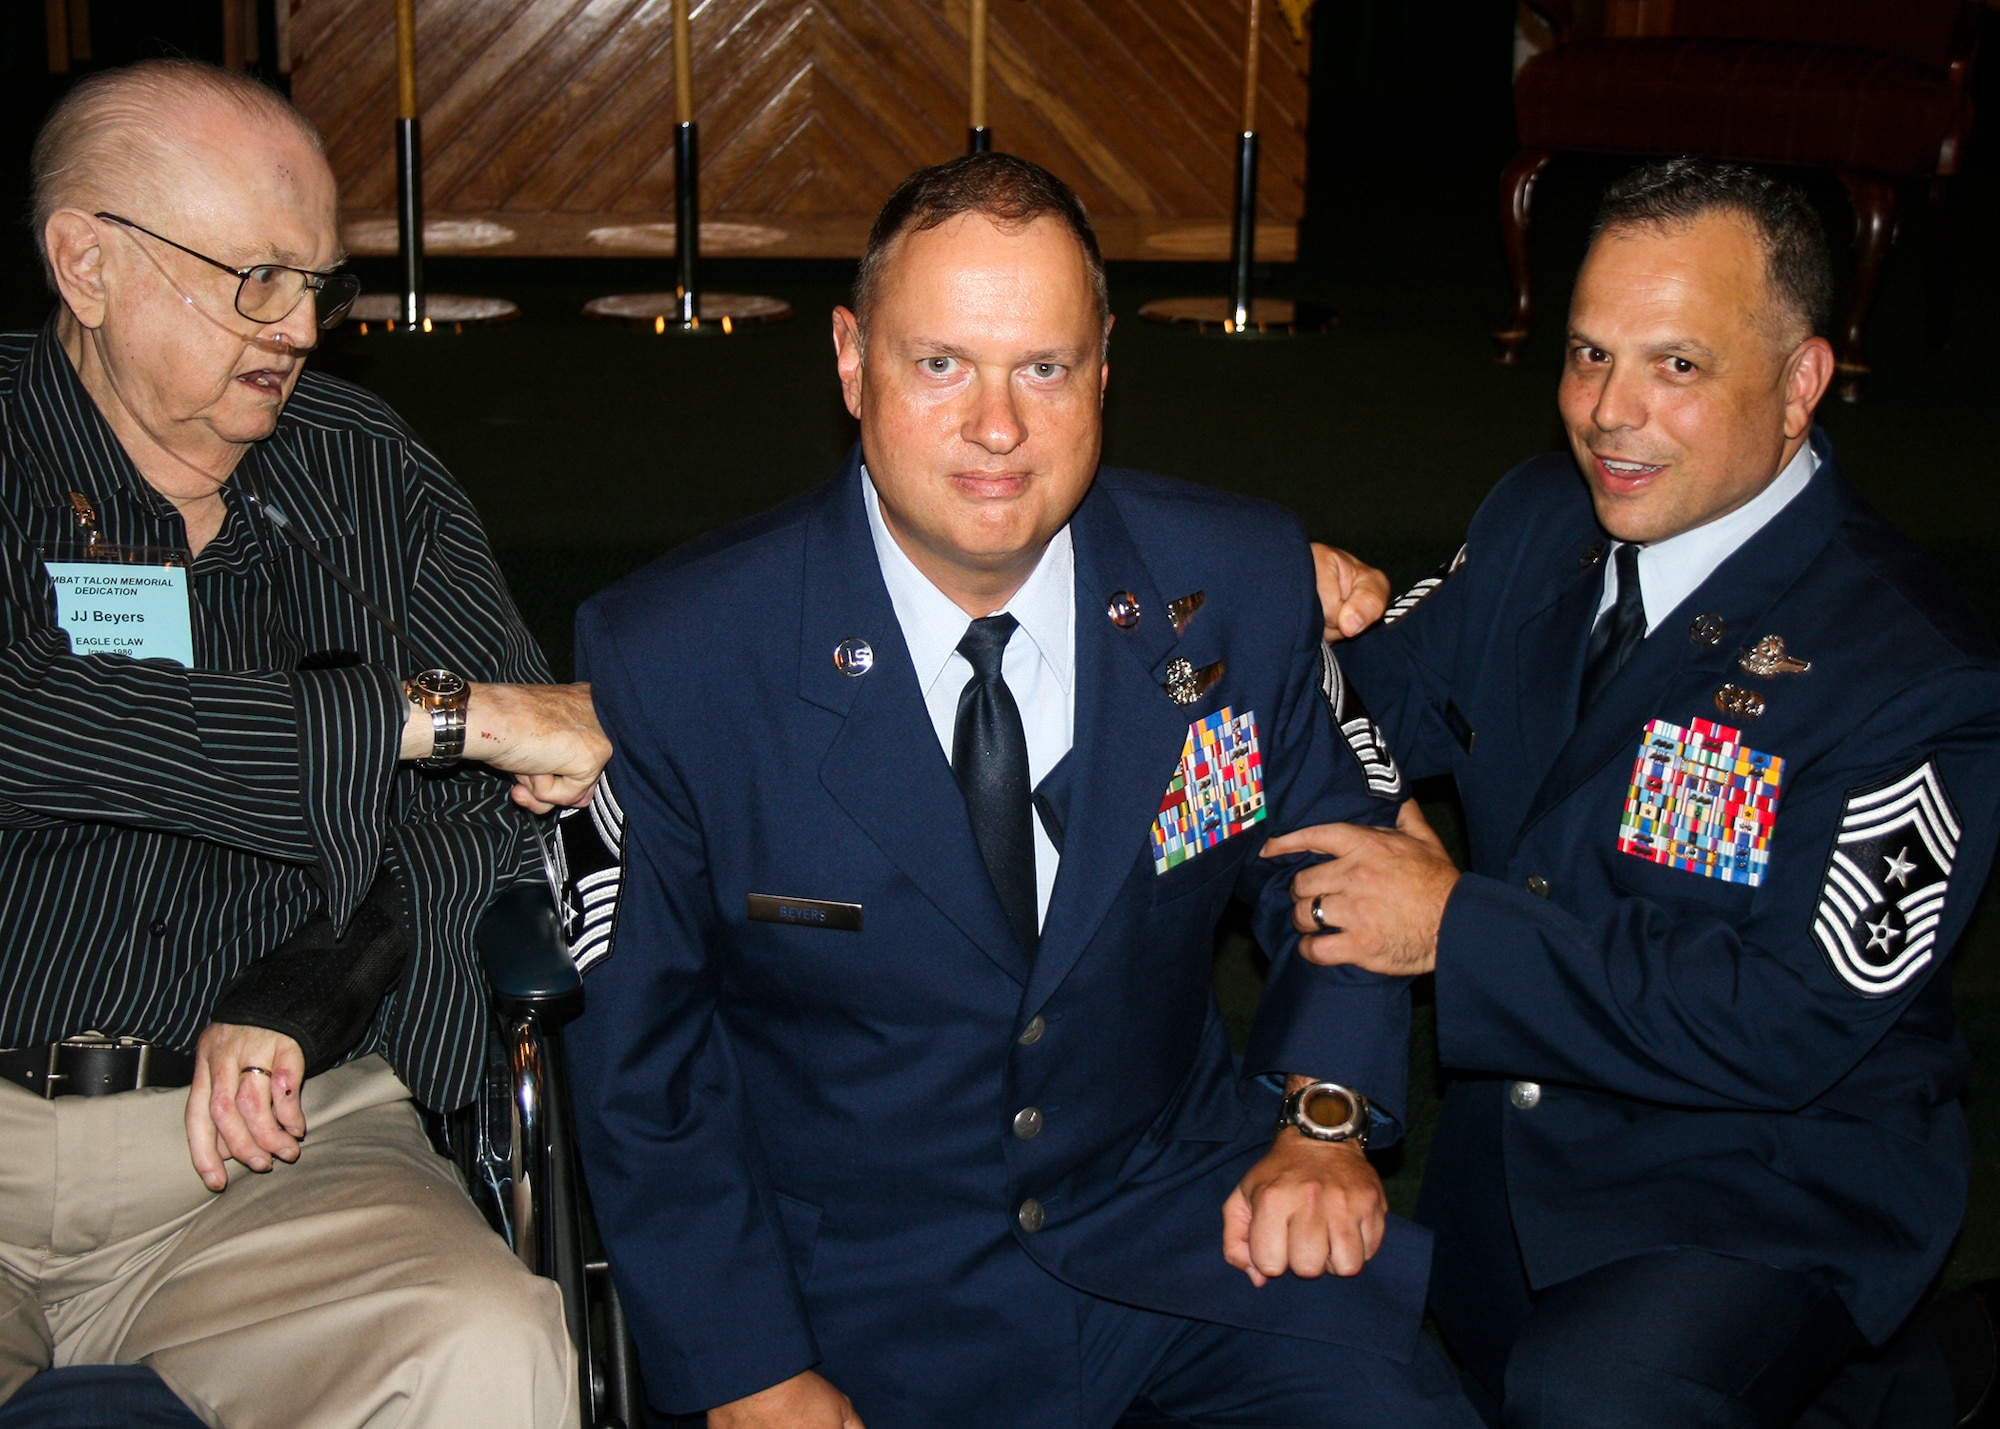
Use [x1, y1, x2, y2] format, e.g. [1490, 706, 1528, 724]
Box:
[1882, 846, 1918, 887]
[1865, 916, 1904, 954]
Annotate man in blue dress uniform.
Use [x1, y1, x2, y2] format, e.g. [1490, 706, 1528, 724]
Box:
[1283, 159, 2000, 1427]
[565, 156, 1480, 1429]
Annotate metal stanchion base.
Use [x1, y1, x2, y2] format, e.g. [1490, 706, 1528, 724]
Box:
[348, 293, 521, 334]
[581, 291, 795, 333]
[1136, 296, 1337, 335]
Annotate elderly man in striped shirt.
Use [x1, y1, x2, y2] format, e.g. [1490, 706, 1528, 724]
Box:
[0, 59, 605, 1428]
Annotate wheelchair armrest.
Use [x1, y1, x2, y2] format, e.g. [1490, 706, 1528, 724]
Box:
[476, 885, 585, 1025]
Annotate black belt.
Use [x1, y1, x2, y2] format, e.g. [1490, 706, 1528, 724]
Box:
[0, 1036, 196, 1098]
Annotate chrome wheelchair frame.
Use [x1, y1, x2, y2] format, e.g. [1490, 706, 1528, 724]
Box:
[443, 884, 649, 1429]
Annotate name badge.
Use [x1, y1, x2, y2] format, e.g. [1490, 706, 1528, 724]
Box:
[45, 559, 195, 667]
[747, 893, 864, 932]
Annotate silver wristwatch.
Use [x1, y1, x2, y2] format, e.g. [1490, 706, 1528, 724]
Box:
[1277, 1081, 1372, 1147]
[404, 668, 470, 770]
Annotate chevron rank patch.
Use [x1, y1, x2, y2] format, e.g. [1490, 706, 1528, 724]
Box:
[549, 770, 626, 974]
[1618, 718, 1784, 887]
[1813, 761, 1960, 998]
[1318, 644, 1404, 799]
[1151, 707, 1267, 873]
[1380, 545, 1466, 627]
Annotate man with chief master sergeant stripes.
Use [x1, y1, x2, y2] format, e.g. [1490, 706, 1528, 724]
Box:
[1295, 158, 2000, 1429]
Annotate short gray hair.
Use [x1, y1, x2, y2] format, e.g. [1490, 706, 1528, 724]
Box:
[31, 59, 325, 285]
[1591, 158, 1833, 346]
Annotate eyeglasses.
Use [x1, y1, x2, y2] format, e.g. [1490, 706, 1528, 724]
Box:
[94, 213, 362, 328]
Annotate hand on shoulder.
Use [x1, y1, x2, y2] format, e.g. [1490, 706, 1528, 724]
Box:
[1311, 543, 1391, 643]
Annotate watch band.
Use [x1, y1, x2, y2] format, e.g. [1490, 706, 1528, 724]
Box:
[423, 700, 468, 767]
[1277, 1081, 1371, 1147]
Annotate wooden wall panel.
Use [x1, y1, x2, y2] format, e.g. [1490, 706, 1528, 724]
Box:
[290, 0, 1312, 260]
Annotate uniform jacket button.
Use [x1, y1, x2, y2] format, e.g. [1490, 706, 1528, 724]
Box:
[1017, 1198, 1046, 1233]
[1012, 1107, 1043, 1140]
[1509, 1080, 1542, 1110]
[1017, 1016, 1045, 1046]
[1525, 875, 1551, 899]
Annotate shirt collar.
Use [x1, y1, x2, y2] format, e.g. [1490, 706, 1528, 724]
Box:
[10, 314, 173, 516]
[861, 465, 1075, 698]
[1628, 441, 1819, 631]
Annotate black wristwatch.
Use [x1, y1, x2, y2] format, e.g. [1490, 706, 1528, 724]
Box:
[404, 668, 470, 770]
[1277, 1081, 1372, 1148]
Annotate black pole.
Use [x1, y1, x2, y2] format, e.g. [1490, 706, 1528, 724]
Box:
[395, 116, 424, 331]
[1229, 131, 1259, 330]
[675, 121, 700, 326]
[968, 126, 992, 155]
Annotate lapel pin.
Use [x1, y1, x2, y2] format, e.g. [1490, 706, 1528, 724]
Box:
[1738, 635, 1811, 677]
[1689, 613, 1726, 647]
[1714, 683, 1766, 719]
[1106, 591, 1141, 629]
[1167, 590, 1206, 635]
[1164, 657, 1225, 707]
[833, 638, 874, 677]
[1580, 543, 1604, 570]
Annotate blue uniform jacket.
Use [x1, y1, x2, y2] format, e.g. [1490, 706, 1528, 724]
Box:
[1338, 430, 1999, 1343]
[569, 454, 1431, 1421]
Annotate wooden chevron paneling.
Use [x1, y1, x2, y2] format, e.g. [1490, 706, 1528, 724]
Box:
[289, 0, 1311, 259]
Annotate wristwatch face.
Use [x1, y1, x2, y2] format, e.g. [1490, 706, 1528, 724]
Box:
[1284, 1082, 1369, 1145]
[410, 668, 468, 702]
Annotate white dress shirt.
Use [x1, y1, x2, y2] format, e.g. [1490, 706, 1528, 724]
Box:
[1597, 442, 1819, 632]
[863, 469, 1075, 928]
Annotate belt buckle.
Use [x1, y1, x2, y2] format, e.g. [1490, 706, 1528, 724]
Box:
[46, 1032, 152, 1098]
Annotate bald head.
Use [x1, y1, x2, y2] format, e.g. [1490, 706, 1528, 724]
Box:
[31, 59, 328, 285]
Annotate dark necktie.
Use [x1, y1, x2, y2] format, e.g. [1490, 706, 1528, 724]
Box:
[1579, 541, 1647, 715]
[953, 613, 1037, 955]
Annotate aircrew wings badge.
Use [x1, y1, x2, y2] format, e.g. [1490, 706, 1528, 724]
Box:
[1318, 644, 1404, 799]
[1813, 760, 1960, 998]
[1618, 718, 1783, 887]
[1151, 707, 1267, 873]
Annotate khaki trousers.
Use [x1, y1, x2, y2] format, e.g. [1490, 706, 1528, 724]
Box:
[0, 1056, 579, 1429]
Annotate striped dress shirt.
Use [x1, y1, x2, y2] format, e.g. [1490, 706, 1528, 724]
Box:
[0, 318, 551, 1111]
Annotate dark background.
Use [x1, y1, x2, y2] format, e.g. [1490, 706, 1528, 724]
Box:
[4, 2, 1995, 1289]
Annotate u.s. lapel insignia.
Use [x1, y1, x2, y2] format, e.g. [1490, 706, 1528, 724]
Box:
[832, 638, 874, 676]
[1151, 706, 1267, 873]
[1163, 656, 1225, 707]
[1317, 644, 1403, 798]
[1813, 760, 1959, 998]
[1738, 635, 1811, 677]
[1619, 717, 1784, 887]
[1167, 590, 1206, 635]
[1106, 590, 1141, 629]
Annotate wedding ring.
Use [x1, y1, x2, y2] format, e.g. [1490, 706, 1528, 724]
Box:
[240, 1066, 271, 1077]
[1310, 895, 1326, 930]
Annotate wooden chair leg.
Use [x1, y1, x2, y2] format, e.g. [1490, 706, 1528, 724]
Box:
[1495, 149, 1552, 365]
[1836, 172, 1897, 404]
[1926, 176, 1952, 351]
